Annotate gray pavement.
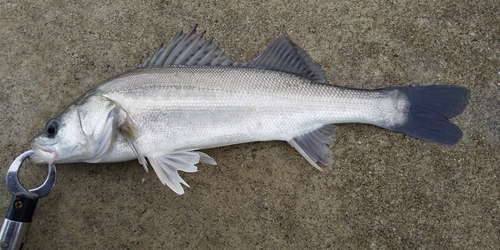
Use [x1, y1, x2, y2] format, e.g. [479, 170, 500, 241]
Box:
[0, 0, 498, 248]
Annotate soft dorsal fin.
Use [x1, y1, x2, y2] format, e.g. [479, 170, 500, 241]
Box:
[250, 35, 326, 83]
[138, 25, 245, 68]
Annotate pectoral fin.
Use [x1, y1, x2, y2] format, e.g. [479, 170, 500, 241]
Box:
[112, 108, 218, 193]
[287, 125, 336, 171]
[148, 151, 217, 195]
[118, 114, 149, 172]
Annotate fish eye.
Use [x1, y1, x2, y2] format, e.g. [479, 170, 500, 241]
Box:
[44, 118, 59, 138]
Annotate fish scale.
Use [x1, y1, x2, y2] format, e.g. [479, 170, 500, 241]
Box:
[100, 67, 394, 148]
[30, 26, 469, 194]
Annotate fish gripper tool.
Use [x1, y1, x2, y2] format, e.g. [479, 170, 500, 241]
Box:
[0, 150, 56, 250]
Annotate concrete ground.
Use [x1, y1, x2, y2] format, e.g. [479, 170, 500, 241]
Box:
[0, 0, 498, 249]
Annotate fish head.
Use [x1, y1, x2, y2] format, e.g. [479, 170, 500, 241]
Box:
[31, 104, 87, 164]
[31, 95, 118, 164]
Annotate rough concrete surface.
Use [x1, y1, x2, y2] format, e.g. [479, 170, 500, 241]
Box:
[0, 0, 499, 249]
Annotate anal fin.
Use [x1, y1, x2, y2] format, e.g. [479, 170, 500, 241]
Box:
[148, 151, 217, 195]
[287, 125, 336, 171]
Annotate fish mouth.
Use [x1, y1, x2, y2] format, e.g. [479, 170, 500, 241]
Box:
[30, 143, 58, 164]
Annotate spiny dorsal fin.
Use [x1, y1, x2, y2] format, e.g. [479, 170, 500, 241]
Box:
[138, 25, 245, 68]
[250, 35, 326, 83]
[139, 26, 326, 83]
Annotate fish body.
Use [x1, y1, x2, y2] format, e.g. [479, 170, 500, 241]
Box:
[31, 26, 469, 194]
[98, 67, 403, 161]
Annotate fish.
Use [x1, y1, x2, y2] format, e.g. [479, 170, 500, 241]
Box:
[30, 26, 470, 194]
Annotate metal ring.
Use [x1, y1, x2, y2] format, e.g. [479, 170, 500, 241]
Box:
[6, 150, 57, 199]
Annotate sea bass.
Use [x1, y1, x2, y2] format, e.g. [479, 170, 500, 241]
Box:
[30, 26, 470, 194]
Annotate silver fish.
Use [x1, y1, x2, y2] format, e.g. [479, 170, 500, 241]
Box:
[31, 26, 469, 194]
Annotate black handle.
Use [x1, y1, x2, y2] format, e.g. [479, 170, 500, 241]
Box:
[6, 195, 38, 223]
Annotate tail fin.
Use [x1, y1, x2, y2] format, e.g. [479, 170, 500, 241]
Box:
[383, 85, 470, 145]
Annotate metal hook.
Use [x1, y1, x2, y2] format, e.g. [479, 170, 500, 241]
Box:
[5, 150, 57, 199]
[1, 150, 57, 250]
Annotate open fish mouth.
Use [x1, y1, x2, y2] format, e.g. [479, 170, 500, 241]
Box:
[30, 143, 57, 164]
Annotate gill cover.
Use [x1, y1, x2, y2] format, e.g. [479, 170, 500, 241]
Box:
[77, 95, 123, 163]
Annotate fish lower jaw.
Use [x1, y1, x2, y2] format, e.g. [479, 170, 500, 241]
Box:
[30, 144, 57, 164]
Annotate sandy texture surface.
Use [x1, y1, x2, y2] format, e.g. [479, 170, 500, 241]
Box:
[0, 0, 498, 249]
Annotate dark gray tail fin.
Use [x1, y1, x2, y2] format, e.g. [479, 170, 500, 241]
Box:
[383, 85, 470, 145]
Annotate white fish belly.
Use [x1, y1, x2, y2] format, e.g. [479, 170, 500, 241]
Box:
[97, 67, 404, 161]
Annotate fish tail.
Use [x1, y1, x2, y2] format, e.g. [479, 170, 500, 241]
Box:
[382, 85, 470, 145]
